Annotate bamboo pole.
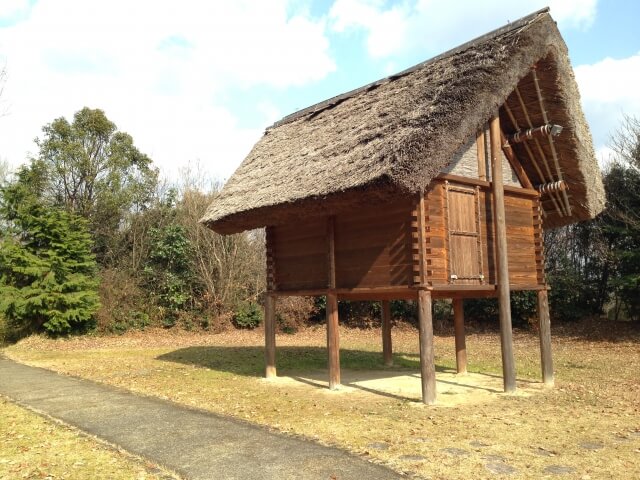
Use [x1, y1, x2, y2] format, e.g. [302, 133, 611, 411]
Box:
[418, 289, 436, 404]
[490, 115, 516, 393]
[537, 289, 554, 386]
[453, 298, 467, 374]
[264, 295, 276, 379]
[381, 300, 393, 366]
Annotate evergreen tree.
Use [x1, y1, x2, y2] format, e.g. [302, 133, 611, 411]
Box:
[0, 166, 99, 334]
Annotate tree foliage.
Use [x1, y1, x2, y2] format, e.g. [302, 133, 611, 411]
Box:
[545, 116, 640, 321]
[0, 166, 99, 335]
[34, 107, 158, 261]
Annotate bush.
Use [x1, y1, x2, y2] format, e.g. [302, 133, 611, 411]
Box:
[233, 302, 263, 329]
[275, 296, 315, 333]
[97, 269, 153, 333]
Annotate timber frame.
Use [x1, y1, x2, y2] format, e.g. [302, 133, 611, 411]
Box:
[263, 114, 554, 404]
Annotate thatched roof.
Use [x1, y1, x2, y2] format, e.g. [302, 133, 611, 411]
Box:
[202, 8, 604, 234]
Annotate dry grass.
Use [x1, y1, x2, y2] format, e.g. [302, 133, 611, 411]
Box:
[0, 397, 174, 480]
[3, 321, 639, 480]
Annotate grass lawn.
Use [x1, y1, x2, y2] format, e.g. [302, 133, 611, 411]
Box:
[3, 320, 639, 479]
[0, 397, 174, 480]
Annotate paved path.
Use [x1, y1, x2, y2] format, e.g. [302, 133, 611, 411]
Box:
[0, 356, 403, 480]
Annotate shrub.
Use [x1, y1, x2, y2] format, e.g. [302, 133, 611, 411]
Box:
[233, 302, 263, 329]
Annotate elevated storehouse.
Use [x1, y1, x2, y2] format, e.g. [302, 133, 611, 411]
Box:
[201, 9, 605, 404]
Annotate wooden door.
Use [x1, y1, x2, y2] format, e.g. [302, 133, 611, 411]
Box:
[446, 183, 484, 285]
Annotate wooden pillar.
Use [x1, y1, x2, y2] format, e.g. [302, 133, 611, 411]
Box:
[264, 295, 276, 379]
[381, 300, 393, 366]
[418, 289, 436, 405]
[537, 289, 554, 386]
[326, 216, 340, 389]
[490, 115, 517, 393]
[327, 292, 340, 389]
[452, 298, 467, 374]
[476, 129, 487, 181]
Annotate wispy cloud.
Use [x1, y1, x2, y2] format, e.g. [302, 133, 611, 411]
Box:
[329, 0, 597, 59]
[0, 0, 336, 180]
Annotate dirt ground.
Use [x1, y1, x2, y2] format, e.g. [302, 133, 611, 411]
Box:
[3, 319, 640, 479]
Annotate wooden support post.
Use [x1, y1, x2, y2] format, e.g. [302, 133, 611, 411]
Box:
[452, 298, 467, 374]
[381, 300, 393, 366]
[418, 289, 436, 405]
[490, 115, 517, 393]
[537, 289, 554, 386]
[327, 292, 340, 389]
[264, 295, 276, 379]
[476, 129, 487, 181]
[326, 216, 340, 390]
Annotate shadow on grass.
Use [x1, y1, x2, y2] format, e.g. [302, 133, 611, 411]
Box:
[157, 346, 509, 400]
[157, 346, 426, 377]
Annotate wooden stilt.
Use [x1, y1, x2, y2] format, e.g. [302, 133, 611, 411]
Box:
[537, 289, 554, 386]
[264, 295, 276, 379]
[326, 216, 340, 389]
[326, 292, 340, 389]
[381, 300, 393, 366]
[490, 115, 517, 393]
[452, 298, 467, 374]
[418, 289, 436, 405]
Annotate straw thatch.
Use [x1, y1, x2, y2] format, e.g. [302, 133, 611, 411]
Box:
[202, 8, 604, 234]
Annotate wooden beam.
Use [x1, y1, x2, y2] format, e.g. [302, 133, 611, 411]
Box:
[326, 292, 340, 389]
[500, 132, 534, 189]
[490, 115, 517, 393]
[264, 295, 276, 379]
[327, 216, 336, 289]
[416, 192, 428, 286]
[476, 129, 487, 181]
[381, 300, 393, 366]
[537, 289, 554, 386]
[452, 298, 467, 374]
[436, 173, 539, 198]
[418, 289, 436, 404]
[326, 215, 340, 390]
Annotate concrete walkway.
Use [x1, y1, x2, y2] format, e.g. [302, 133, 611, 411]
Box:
[0, 356, 403, 480]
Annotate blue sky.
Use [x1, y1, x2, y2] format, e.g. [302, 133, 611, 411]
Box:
[1, 0, 639, 181]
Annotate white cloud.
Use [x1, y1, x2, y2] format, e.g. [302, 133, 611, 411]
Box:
[329, 0, 597, 59]
[0, 0, 335, 180]
[574, 53, 640, 150]
[0, 0, 30, 20]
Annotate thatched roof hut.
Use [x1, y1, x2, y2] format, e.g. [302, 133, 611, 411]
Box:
[201, 8, 605, 405]
[201, 8, 604, 235]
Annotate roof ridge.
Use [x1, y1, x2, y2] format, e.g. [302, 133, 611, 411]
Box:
[270, 7, 550, 129]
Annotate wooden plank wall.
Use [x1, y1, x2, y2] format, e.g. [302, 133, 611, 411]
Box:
[269, 199, 414, 290]
[270, 217, 328, 290]
[335, 199, 414, 288]
[425, 179, 541, 288]
[269, 181, 542, 292]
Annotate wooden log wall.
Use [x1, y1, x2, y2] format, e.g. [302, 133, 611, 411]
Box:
[268, 181, 543, 293]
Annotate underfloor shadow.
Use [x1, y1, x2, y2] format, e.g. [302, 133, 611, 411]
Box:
[157, 346, 525, 401]
[157, 346, 428, 377]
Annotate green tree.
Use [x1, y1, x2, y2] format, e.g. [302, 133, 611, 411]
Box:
[0, 166, 100, 335]
[142, 190, 198, 326]
[600, 116, 640, 320]
[34, 107, 158, 262]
